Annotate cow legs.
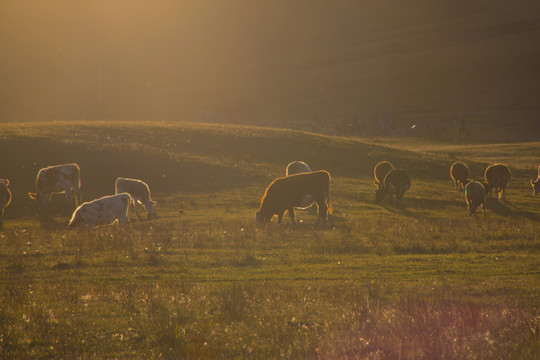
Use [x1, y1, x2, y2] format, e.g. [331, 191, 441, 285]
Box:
[316, 201, 327, 224]
[288, 207, 295, 224]
[132, 199, 142, 219]
[277, 210, 285, 224]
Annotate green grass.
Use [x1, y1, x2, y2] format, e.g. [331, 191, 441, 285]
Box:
[0, 121, 539, 359]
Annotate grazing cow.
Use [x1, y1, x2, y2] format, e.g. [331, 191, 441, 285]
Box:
[68, 193, 132, 229]
[465, 181, 486, 216]
[0, 179, 11, 229]
[374, 161, 394, 189]
[115, 177, 157, 219]
[256, 170, 332, 225]
[529, 165, 540, 196]
[286, 161, 312, 176]
[450, 161, 470, 191]
[484, 164, 511, 200]
[375, 169, 411, 209]
[285, 161, 313, 208]
[28, 163, 82, 214]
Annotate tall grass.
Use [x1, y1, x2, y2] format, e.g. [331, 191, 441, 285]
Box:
[0, 121, 539, 358]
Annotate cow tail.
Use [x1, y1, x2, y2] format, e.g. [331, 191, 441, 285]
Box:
[326, 190, 332, 214]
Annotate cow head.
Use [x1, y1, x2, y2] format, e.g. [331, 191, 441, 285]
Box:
[145, 200, 157, 218]
[374, 187, 387, 204]
[530, 179, 540, 196]
[255, 210, 271, 224]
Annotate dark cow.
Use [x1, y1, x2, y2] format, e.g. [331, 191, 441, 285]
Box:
[286, 161, 314, 209]
[256, 170, 332, 225]
[0, 179, 11, 229]
[450, 161, 470, 191]
[530, 165, 540, 196]
[286, 161, 312, 176]
[374, 161, 394, 189]
[28, 163, 82, 214]
[465, 181, 486, 216]
[375, 169, 411, 209]
[484, 164, 511, 200]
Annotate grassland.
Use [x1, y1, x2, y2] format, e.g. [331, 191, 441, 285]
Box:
[0, 121, 539, 359]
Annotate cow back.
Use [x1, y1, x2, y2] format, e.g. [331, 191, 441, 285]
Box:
[450, 161, 470, 182]
[374, 161, 393, 187]
[485, 164, 511, 187]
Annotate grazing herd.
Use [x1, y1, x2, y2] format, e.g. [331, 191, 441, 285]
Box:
[0, 156, 536, 229]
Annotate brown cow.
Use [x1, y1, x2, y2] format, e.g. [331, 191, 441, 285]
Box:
[529, 165, 540, 196]
[450, 161, 470, 191]
[0, 179, 11, 229]
[374, 161, 394, 189]
[375, 169, 411, 209]
[484, 164, 511, 200]
[256, 170, 332, 225]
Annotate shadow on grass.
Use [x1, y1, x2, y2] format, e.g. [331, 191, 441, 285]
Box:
[486, 198, 540, 222]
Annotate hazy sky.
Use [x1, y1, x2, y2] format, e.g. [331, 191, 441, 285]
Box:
[1, 1, 539, 123]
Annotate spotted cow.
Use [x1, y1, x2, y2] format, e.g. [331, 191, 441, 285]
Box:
[68, 193, 132, 229]
[115, 177, 157, 219]
[28, 163, 82, 214]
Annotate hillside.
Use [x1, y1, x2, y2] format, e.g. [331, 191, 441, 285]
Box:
[1, 121, 539, 221]
[1, 1, 540, 128]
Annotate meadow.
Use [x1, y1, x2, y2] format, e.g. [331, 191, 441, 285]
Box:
[0, 121, 539, 359]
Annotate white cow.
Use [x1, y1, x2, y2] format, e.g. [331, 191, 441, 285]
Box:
[68, 193, 132, 229]
[115, 177, 156, 219]
[285, 161, 313, 209]
[28, 163, 82, 214]
[0, 179, 12, 229]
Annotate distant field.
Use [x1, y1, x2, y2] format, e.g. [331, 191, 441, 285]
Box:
[0, 121, 539, 359]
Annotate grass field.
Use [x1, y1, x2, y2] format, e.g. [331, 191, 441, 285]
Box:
[0, 121, 539, 359]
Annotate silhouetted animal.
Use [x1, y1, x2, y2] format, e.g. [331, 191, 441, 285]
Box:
[0, 179, 11, 229]
[115, 177, 156, 219]
[450, 161, 470, 191]
[256, 170, 331, 224]
[28, 163, 82, 214]
[286, 161, 312, 176]
[375, 169, 411, 209]
[484, 164, 511, 200]
[465, 181, 486, 216]
[529, 165, 540, 196]
[374, 161, 394, 189]
[68, 193, 131, 229]
[286, 161, 313, 208]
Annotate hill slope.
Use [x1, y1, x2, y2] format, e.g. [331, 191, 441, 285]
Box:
[1, 121, 539, 221]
